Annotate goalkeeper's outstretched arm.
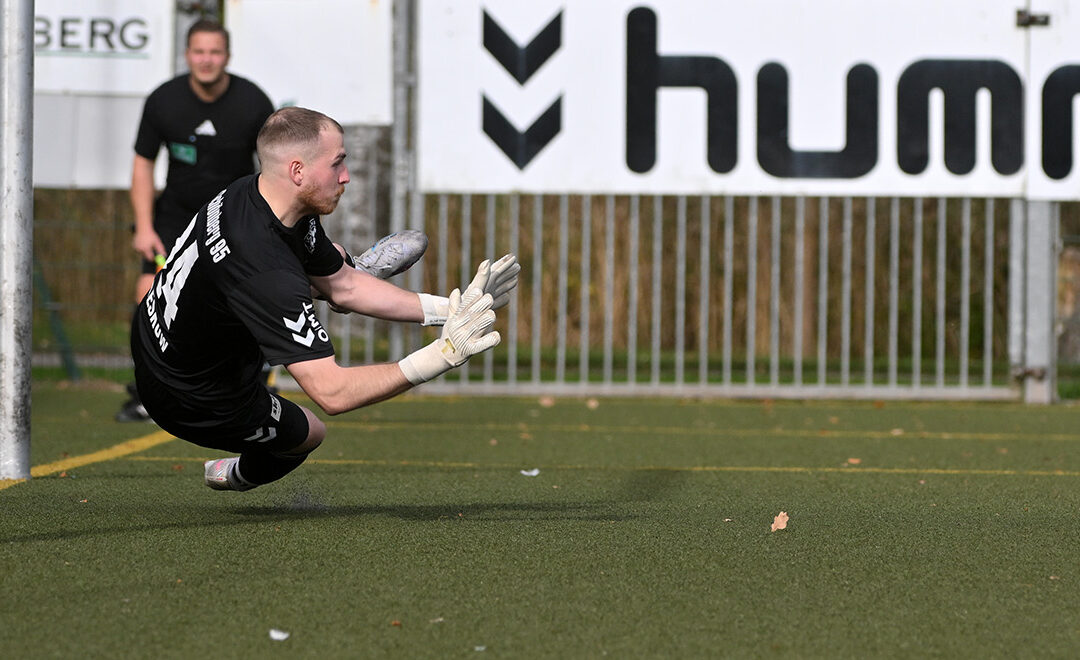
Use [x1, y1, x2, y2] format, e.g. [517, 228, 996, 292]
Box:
[286, 281, 501, 415]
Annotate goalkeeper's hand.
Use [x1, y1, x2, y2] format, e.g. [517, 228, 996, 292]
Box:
[399, 285, 501, 384]
[417, 254, 520, 326]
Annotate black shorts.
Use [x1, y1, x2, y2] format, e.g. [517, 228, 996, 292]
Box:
[134, 365, 311, 455]
[139, 197, 198, 275]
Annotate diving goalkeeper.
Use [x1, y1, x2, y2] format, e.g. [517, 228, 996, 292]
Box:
[130, 107, 520, 491]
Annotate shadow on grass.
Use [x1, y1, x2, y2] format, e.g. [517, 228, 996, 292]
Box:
[0, 500, 642, 545]
[232, 500, 637, 522]
[1, 470, 687, 543]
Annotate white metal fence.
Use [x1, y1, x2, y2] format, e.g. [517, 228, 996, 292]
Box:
[315, 192, 1058, 403]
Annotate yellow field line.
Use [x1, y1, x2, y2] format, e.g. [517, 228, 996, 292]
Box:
[126, 455, 1080, 478]
[0, 430, 176, 491]
[325, 420, 1080, 443]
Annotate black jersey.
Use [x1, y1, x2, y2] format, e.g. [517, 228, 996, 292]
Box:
[134, 74, 274, 216]
[132, 174, 343, 416]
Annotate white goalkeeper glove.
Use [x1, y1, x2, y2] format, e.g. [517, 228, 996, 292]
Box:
[416, 254, 520, 326]
[399, 285, 501, 384]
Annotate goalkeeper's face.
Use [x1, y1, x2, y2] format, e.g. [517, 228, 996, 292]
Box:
[298, 127, 350, 216]
[185, 31, 229, 88]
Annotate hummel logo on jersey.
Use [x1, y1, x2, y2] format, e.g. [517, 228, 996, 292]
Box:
[194, 119, 217, 136]
[304, 218, 317, 254]
[283, 302, 329, 347]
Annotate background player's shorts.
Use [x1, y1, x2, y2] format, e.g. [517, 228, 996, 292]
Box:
[134, 365, 311, 455]
[139, 198, 198, 275]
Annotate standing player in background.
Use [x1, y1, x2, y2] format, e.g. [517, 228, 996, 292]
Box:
[117, 18, 274, 421]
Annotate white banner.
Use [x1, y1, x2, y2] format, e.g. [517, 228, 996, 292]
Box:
[226, 0, 394, 125]
[418, 0, 1080, 200]
[34, 0, 173, 96]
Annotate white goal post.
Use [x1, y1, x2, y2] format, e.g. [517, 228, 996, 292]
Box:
[0, 0, 35, 481]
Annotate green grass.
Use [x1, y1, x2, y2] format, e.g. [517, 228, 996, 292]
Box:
[5, 383, 1080, 657]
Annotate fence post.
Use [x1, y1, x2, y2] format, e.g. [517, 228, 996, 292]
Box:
[1023, 201, 1058, 403]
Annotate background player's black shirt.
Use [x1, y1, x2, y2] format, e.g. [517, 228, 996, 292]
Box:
[134, 74, 273, 217]
[132, 175, 343, 418]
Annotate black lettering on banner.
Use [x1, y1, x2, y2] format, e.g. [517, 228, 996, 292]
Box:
[60, 17, 79, 49]
[897, 59, 1023, 175]
[89, 18, 114, 50]
[625, 6, 737, 174]
[120, 18, 149, 50]
[34, 17, 51, 48]
[1042, 65, 1080, 180]
[33, 15, 149, 54]
[757, 63, 878, 179]
[481, 10, 562, 169]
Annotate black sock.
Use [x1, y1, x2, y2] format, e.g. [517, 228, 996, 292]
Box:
[237, 451, 309, 486]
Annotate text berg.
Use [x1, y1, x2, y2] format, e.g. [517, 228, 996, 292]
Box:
[34, 16, 149, 53]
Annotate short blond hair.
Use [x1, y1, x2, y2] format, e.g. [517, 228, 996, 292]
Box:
[256, 107, 343, 164]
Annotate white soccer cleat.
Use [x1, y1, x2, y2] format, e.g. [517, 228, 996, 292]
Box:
[355, 230, 429, 280]
[203, 457, 256, 491]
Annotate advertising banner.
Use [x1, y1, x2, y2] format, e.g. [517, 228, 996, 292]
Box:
[34, 0, 173, 96]
[418, 0, 1078, 199]
[226, 0, 394, 125]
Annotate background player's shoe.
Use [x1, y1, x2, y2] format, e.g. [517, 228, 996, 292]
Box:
[354, 230, 429, 280]
[115, 398, 152, 423]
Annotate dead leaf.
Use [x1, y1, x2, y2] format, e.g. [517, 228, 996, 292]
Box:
[171, 464, 185, 471]
[771, 511, 789, 532]
[586, 398, 600, 409]
[391, 620, 402, 627]
[846, 457, 862, 465]
[538, 396, 555, 407]
[890, 428, 904, 436]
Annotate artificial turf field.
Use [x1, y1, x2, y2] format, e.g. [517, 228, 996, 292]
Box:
[5, 382, 1080, 658]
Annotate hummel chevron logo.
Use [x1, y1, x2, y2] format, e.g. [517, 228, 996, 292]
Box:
[482, 9, 563, 169]
[243, 427, 278, 443]
[283, 311, 315, 347]
[483, 10, 561, 85]
[483, 96, 562, 169]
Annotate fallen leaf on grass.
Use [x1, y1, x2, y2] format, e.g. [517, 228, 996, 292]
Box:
[520, 468, 540, 477]
[538, 396, 555, 408]
[771, 511, 789, 532]
[391, 620, 402, 627]
[171, 464, 185, 471]
[890, 428, 904, 436]
[845, 457, 862, 466]
[269, 629, 290, 641]
[586, 398, 600, 409]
